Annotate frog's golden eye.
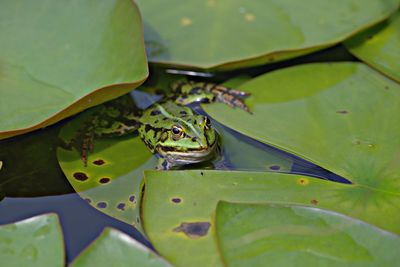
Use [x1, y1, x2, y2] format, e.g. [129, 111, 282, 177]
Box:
[171, 125, 184, 138]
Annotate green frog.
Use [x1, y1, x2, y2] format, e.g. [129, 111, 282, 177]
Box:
[70, 80, 250, 170]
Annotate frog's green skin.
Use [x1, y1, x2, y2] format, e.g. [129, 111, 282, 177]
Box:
[73, 81, 250, 170]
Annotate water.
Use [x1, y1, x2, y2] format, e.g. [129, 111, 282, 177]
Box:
[0, 44, 356, 263]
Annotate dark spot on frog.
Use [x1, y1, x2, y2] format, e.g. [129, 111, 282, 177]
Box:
[117, 203, 126, 211]
[154, 120, 159, 124]
[150, 110, 161, 116]
[84, 198, 91, 203]
[193, 120, 197, 125]
[136, 217, 140, 223]
[173, 222, 211, 238]
[191, 137, 197, 142]
[189, 87, 202, 94]
[336, 110, 349, 114]
[367, 35, 373, 40]
[200, 172, 204, 176]
[160, 131, 168, 142]
[129, 195, 135, 202]
[93, 159, 105, 166]
[180, 111, 187, 115]
[99, 177, 110, 184]
[384, 86, 389, 90]
[171, 198, 182, 204]
[73, 172, 88, 181]
[310, 199, 318, 205]
[163, 117, 168, 121]
[269, 165, 281, 171]
[96, 202, 107, 208]
[162, 160, 168, 169]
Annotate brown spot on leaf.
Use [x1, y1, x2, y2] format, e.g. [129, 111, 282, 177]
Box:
[96, 202, 107, 208]
[73, 172, 88, 181]
[310, 199, 318, 205]
[171, 198, 182, 204]
[93, 159, 105, 165]
[336, 110, 349, 114]
[99, 177, 110, 184]
[173, 222, 210, 239]
[117, 203, 126, 211]
[269, 165, 281, 171]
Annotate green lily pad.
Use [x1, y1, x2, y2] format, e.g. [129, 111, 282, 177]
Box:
[0, 214, 64, 267]
[203, 62, 400, 187]
[345, 11, 400, 82]
[57, 99, 155, 233]
[215, 202, 400, 267]
[71, 228, 171, 267]
[0, 0, 148, 139]
[136, 0, 399, 70]
[142, 170, 400, 267]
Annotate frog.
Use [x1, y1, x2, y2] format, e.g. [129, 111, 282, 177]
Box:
[68, 80, 251, 170]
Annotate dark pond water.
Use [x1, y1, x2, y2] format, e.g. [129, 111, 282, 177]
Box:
[0, 45, 355, 263]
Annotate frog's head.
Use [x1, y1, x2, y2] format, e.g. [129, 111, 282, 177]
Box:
[156, 114, 218, 163]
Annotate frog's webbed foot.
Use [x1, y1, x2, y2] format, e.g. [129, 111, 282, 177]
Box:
[170, 81, 252, 113]
[156, 158, 172, 170]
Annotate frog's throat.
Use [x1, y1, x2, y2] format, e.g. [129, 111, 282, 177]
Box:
[156, 138, 218, 164]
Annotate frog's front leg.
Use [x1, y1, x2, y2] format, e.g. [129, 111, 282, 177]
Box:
[156, 157, 173, 170]
[170, 81, 251, 113]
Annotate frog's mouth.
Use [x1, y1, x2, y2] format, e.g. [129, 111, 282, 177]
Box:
[157, 138, 218, 164]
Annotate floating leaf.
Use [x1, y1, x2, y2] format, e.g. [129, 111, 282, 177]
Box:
[345, 11, 400, 82]
[142, 169, 400, 267]
[203, 63, 400, 228]
[57, 100, 155, 233]
[215, 202, 400, 267]
[0, 214, 64, 267]
[71, 228, 171, 267]
[0, 0, 148, 139]
[137, 0, 399, 70]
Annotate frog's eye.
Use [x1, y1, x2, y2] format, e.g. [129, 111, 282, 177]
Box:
[171, 125, 184, 138]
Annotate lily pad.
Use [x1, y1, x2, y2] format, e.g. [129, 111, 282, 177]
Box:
[0, 0, 148, 139]
[345, 11, 400, 82]
[57, 98, 155, 233]
[142, 169, 400, 267]
[136, 0, 399, 70]
[203, 63, 400, 208]
[0, 214, 64, 267]
[71, 228, 171, 267]
[215, 202, 400, 267]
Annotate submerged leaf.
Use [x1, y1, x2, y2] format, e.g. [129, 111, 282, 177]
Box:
[57, 97, 155, 233]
